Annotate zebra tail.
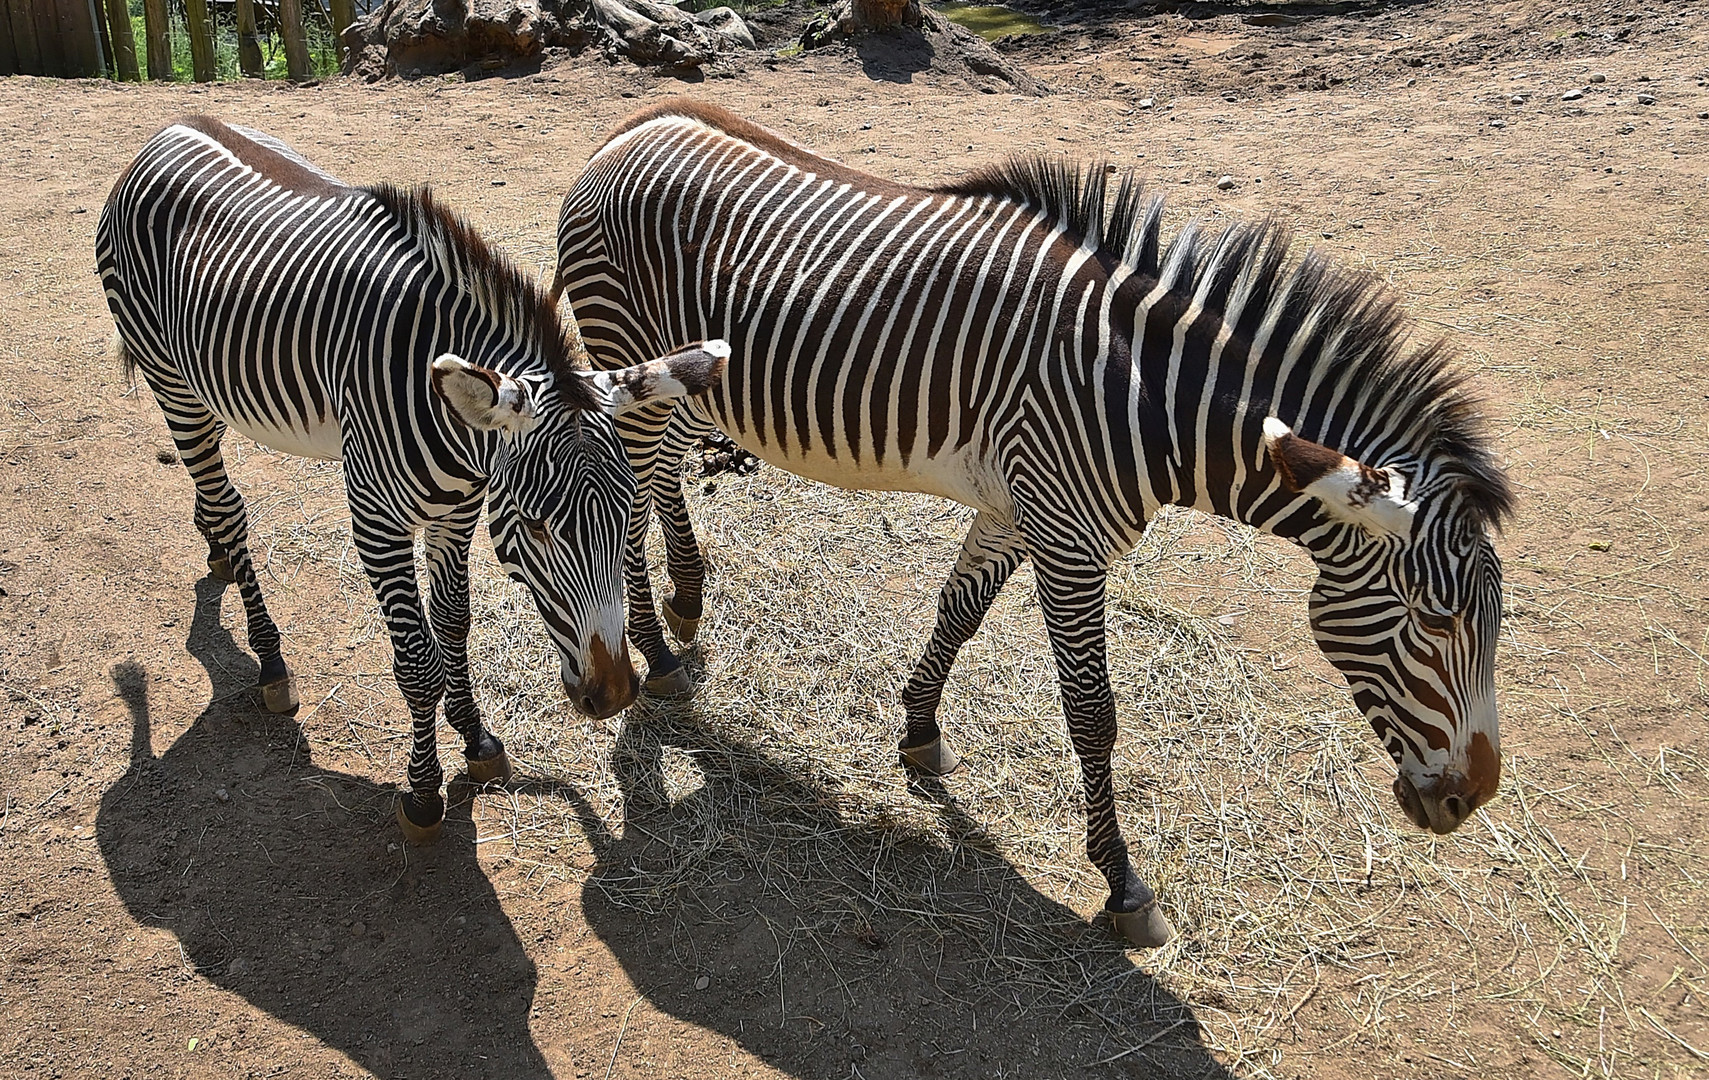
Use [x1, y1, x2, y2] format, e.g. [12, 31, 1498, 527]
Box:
[110, 330, 139, 385]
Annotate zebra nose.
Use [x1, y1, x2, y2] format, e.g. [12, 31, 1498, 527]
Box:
[564, 635, 638, 719]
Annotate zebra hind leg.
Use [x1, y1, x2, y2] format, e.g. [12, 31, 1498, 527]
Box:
[167, 404, 297, 713]
[898, 513, 1027, 776]
[1030, 552, 1175, 948]
[424, 515, 511, 787]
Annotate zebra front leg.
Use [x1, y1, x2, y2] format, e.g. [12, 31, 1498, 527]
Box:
[656, 417, 709, 644]
[359, 527, 451, 843]
[616, 404, 689, 695]
[163, 399, 297, 712]
[898, 512, 1026, 775]
[424, 512, 510, 786]
[1031, 553, 1175, 949]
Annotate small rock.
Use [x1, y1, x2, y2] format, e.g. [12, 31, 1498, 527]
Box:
[695, 975, 710, 990]
[1617, 124, 1635, 135]
[1490, 119, 1506, 128]
[1350, 221, 1364, 229]
[350, 922, 365, 937]
[1405, 77, 1417, 87]
[859, 122, 871, 130]
[1138, 98, 1154, 109]
[1588, 539, 1612, 552]
[1509, 94, 1525, 104]
[490, 180, 506, 187]
[214, 787, 229, 803]
[1699, 111, 1709, 120]
[1588, 72, 1606, 84]
[1637, 94, 1655, 105]
[1320, 231, 1334, 239]
[1216, 175, 1235, 190]
[1561, 89, 1584, 101]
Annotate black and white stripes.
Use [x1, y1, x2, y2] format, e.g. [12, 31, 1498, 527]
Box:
[98, 117, 726, 836]
[556, 101, 1511, 943]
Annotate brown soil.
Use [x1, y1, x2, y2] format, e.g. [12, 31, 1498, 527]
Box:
[3, 2, 1708, 1078]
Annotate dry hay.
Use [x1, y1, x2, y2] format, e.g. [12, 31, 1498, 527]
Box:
[239, 441, 1708, 1077]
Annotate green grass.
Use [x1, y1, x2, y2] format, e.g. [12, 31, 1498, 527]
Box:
[127, 1, 340, 82]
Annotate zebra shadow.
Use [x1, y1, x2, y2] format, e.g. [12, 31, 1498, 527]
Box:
[549, 707, 1236, 1079]
[97, 577, 551, 1079]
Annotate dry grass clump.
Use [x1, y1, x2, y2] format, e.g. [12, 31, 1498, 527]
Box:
[243, 443, 1708, 1076]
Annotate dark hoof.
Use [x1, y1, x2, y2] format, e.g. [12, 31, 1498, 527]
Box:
[465, 747, 513, 786]
[207, 554, 235, 583]
[661, 596, 701, 644]
[1109, 902, 1175, 948]
[396, 790, 445, 845]
[899, 736, 961, 776]
[260, 673, 299, 714]
[643, 664, 693, 699]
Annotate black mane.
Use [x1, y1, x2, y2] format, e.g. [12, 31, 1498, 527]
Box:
[365, 183, 597, 411]
[935, 157, 1514, 527]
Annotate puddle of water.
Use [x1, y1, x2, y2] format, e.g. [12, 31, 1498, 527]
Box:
[935, 3, 1052, 42]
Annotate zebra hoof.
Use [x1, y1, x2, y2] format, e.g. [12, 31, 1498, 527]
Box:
[260, 674, 299, 714]
[899, 736, 960, 776]
[465, 747, 513, 786]
[207, 554, 235, 583]
[1109, 902, 1175, 949]
[396, 791, 445, 845]
[661, 597, 701, 644]
[643, 664, 693, 699]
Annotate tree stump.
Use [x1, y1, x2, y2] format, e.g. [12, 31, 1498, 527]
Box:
[801, 0, 1045, 96]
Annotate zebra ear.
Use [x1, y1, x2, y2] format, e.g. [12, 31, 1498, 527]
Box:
[584, 340, 730, 414]
[1263, 418, 1417, 536]
[431, 354, 540, 434]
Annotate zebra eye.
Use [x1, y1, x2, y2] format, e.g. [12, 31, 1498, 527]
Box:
[522, 517, 549, 543]
[1416, 608, 1456, 634]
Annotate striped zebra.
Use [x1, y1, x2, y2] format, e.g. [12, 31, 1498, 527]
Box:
[555, 101, 1512, 946]
[97, 117, 727, 843]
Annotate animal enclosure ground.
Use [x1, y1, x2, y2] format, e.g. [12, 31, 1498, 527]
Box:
[3, 2, 1708, 1077]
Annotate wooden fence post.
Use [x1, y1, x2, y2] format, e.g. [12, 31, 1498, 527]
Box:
[279, 0, 310, 81]
[184, 0, 215, 82]
[234, 0, 262, 77]
[330, 0, 352, 64]
[101, 0, 138, 80]
[141, 0, 170, 79]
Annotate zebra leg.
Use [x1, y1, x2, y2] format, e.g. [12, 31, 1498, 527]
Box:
[157, 388, 297, 713]
[1030, 553, 1175, 948]
[616, 403, 689, 695]
[423, 512, 510, 786]
[898, 512, 1026, 776]
[656, 417, 709, 644]
[356, 523, 451, 843]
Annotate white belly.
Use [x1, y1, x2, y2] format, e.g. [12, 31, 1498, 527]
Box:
[228, 415, 344, 461]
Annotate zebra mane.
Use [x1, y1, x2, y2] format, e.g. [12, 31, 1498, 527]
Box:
[365, 183, 596, 409]
[936, 157, 1514, 528]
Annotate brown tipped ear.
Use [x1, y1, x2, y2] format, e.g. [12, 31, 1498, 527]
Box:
[431, 354, 540, 434]
[1263, 418, 1418, 536]
[584, 339, 731, 414]
[1263, 417, 1346, 493]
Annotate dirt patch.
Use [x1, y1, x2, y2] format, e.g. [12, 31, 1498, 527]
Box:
[3, 1, 1709, 1078]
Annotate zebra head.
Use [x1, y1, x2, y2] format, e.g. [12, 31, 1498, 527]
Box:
[1263, 418, 1504, 836]
[432, 341, 730, 719]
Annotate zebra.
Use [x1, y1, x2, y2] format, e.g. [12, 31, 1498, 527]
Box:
[554, 100, 1512, 947]
[97, 116, 729, 843]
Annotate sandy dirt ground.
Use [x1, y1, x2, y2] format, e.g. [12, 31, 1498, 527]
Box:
[3, 1, 1709, 1077]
